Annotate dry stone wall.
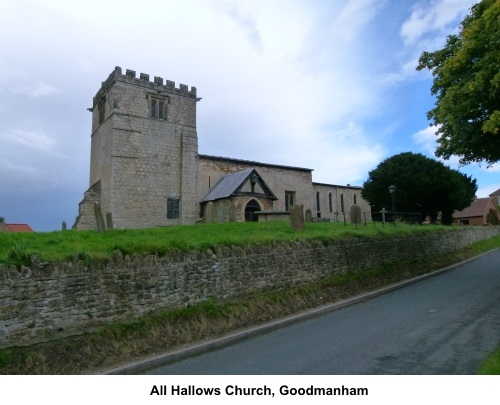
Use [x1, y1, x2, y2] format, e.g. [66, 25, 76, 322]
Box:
[1, 227, 499, 349]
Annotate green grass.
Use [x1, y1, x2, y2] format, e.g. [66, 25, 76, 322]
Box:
[478, 349, 500, 374]
[0, 221, 453, 266]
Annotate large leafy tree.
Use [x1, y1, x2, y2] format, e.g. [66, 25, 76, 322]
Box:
[361, 152, 477, 224]
[416, 0, 500, 166]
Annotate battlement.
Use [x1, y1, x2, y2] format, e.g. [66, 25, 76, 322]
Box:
[93, 66, 198, 106]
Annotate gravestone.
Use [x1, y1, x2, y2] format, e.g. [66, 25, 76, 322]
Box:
[217, 207, 225, 223]
[61, 221, 67, 231]
[290, 205, 304, 230]
[106, 212, 114, 230]
[380, 208, 387, 224]
[350, 204, 362, 224]
[228, 203, 237, 222]
[204, 202, 214, 223]
[305, 209, 312, 222]
[94, 202, 106, 232]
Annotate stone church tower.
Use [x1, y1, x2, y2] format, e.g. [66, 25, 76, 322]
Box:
[73, 67, 200, 230]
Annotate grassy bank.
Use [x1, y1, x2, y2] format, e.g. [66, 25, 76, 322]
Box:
[0, 221, 451, 266]
[0, 233, 498, 375]
[478, 349, 500, 374]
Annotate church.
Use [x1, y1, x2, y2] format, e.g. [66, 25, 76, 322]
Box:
[73, 67, 371, 230]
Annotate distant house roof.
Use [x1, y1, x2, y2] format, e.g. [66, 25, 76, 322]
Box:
[0, 223, 34, 232]
[453, 198, 493, 219]
[200, 168, 278, 203]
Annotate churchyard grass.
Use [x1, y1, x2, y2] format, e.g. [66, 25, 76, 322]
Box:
[0, 221, 452, 266]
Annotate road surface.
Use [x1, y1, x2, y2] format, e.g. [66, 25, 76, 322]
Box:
[143, 249, 500, 374]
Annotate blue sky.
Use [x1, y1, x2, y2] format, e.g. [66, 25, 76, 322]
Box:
[0, 0, 498, 231]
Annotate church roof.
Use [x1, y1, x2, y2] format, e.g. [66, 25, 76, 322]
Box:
[198, 154, 313, 172]
[489, 188, 500, 197]
[200, 168, 277, 203]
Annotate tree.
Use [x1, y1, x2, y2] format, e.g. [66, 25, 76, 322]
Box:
[416, 0, 500, 166]
[361, 152, 477, 224]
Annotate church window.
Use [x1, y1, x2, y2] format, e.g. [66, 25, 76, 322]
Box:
[329, 192, 332, 212]
[316, 191, 320, 212]
[158, 101, 164, 119]
[285, 191, 295, 211]
[150, 96, 167, 120]
[151, 99, 157, 118]
[341, 194, 345, 213]
[167, 198, 180, 219]
[354, 194, 357, 204]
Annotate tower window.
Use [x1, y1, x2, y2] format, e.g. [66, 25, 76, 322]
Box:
[159, 101, 164, 119]
[329, 192, 332, 212]
[341, 194, 344, 213]
[150, 96, 167, 120]
[354, 194, 357, 204]
[316, 191, 320, 212]
[151, 99, 157, 118]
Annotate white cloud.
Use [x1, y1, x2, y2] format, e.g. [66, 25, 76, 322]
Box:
[9, 81, 60, 98]
[400, 0, 474, 46]
[0, 157, 44, 189]
[412, 125, 438, 154]
[0, 129, 67, 158]
[477, 184, 500, 198]
[479, 163, 500, 173]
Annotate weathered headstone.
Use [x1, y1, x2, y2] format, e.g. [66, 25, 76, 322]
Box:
[305, 209, 312, 222]
[204, 202, 214, 223]
[94, 202, 106, 232]
[62, 221, 67, 231]
[106, 212, 114, 230]
[290, 205, 304, 230]
[217, 207, 225, 223]
[350, 204, 362, 224]
[228, 203, 237, 222]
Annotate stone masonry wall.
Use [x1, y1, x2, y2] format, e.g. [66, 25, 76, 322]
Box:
[1, 227, 499, 349]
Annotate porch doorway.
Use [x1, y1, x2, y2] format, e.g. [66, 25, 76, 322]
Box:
[244, 199, 261, 222]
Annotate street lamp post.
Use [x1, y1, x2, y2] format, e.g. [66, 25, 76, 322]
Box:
[388, 185, 396, 225]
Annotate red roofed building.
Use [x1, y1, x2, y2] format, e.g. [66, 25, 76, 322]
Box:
[453, 197, 499, 226]
[0, 223, 34, 233]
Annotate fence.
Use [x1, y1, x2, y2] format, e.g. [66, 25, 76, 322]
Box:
[311, 211, 423, 228]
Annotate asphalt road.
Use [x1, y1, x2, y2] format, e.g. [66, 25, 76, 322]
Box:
[142, 249, 500, 375]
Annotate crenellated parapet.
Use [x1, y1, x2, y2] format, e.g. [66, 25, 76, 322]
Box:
[93, 66, 198, 107]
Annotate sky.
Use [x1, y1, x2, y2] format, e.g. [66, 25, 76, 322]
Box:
[0, 0, 498, 231]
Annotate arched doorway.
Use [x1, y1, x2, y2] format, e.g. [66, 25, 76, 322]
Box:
[244, 199, 261, 222]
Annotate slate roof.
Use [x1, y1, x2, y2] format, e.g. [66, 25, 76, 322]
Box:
[198, 154, 313, 172]
[200, 168, 277, 203]
[453, 198, 492, 219]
